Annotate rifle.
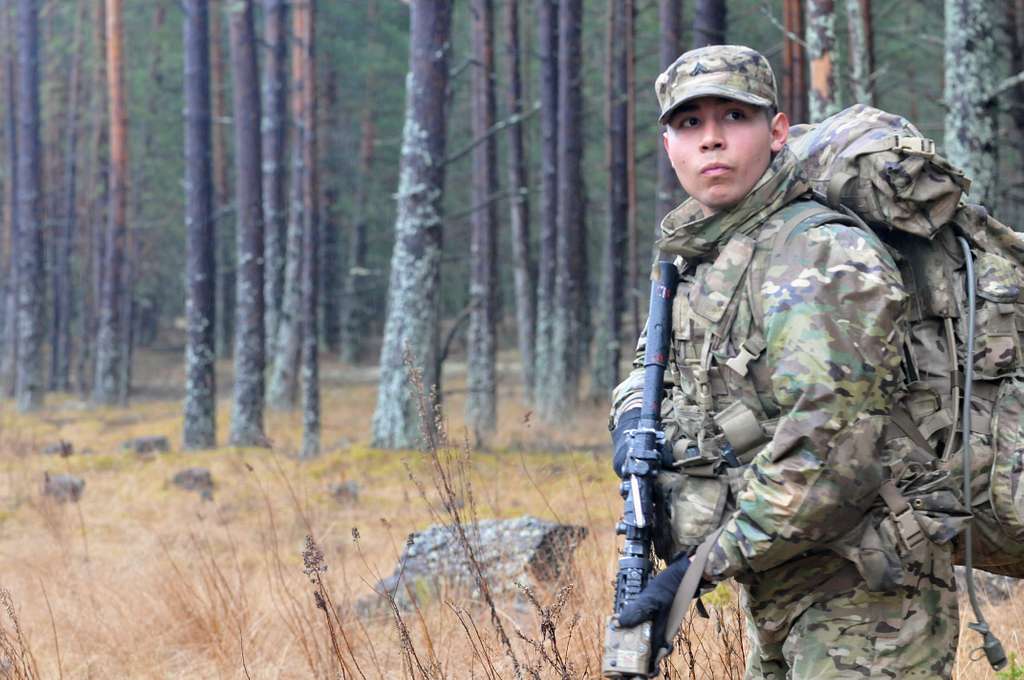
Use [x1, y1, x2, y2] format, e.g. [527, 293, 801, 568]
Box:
[602, 260, 679, 678]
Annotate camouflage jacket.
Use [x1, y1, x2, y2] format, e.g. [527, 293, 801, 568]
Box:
[611, 148, 910, 587]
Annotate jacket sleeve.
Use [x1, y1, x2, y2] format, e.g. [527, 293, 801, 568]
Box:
[704, 222, 908, 581]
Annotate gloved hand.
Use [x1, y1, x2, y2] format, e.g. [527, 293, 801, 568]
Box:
[617, 553, 691, 656]
[611, 408, 642, 478]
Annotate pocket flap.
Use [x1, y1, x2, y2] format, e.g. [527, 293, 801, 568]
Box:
[975, 251, 1022, 303]
[688, 234, 756, 324]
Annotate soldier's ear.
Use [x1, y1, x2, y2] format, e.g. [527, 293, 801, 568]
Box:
[770, 111, 789, 152]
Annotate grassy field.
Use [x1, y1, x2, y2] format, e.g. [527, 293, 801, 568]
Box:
[0, 349, 1021, 678]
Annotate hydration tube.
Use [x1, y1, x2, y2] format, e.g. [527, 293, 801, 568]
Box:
[957, 235, 1007, 671]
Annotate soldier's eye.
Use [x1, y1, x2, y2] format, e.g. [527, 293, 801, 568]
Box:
[681, 116, 700, 128]
[725, 109, 746, 121]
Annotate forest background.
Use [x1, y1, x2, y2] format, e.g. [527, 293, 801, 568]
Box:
[2, 0, 1023, 678]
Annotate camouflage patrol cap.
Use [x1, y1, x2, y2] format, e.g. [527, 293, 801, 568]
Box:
[656, 44, 778, 124]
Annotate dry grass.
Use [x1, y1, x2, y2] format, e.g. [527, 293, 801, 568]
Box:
[0, 349, 1019, 678]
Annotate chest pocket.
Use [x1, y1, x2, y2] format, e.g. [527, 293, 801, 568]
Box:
[688, 234, 757, 330]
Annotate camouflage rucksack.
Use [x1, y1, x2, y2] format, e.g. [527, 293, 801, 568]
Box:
[786, 104, 1024, 580]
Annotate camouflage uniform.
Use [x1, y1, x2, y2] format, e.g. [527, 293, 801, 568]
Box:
[612, 46, 959, 678]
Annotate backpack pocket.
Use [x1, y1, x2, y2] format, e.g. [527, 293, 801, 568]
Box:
[989, 377, 1024, 545]
[966, 251, 1023, 378]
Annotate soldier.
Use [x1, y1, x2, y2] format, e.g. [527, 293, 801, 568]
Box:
[609, 45, 959, 678]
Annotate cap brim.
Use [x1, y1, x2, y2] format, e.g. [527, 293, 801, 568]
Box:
[658, 86, 774, 124]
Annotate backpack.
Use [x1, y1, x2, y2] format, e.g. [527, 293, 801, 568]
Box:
[786, 104, 1024, 580]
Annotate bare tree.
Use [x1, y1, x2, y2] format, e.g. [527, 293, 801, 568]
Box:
[503, 0, 536, 404]
[467, 0, 499, 441]
[944, 0, 997, 208]
[694, 0, 726, 47]
[93, 0, 128, 405]
[183, 0, 217, 449]
[370, 0, 454, 449]
[15, 0, 44, 411]
[262, 0, 288, 361]
[806, 0, 839, 121]
[227, 0, 267, 447]
[656, 0, 683, 228]
[533, 0, 559, 416]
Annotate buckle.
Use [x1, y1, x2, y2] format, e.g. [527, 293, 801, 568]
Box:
[894, 506, 927, 552]
[895, 135, 935, 158]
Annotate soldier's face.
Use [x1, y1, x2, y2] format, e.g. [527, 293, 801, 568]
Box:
[662, 97, 788, 216]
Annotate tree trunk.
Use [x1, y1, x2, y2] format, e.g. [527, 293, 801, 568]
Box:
[1007, 0, 1024, 228]
[267, 0, 313, 410]
[624, 0, 638, 343]
[211, 0, 234, 359]
[1, 1, 18, 399]
[339, 0, 376, 365]
[77, 0, 108, 397]
[50, 0, 86, 393]
[93, 0, 127, 405]
[783, 0, 808, 124]
[182, 0, 217, 449]
[261, 0, 288, 362]
[227, 0, 267, 447]
[466, 0, 499, 442]
[503, 0, 536, 405]
[319, 64, 340, 356]
[299, 0, 320, 458]
[594, 0, 628, 399]
[533, 0, 559, 418]
[806, 0, 839, 122]
[656, 0, 682, 229]
[693, 0, 726, 47]
[541, 0, 586, 419]
[370, 0, 454, 450]
[15, 0, 44, 412]
[845, 0, 872, 105]
[944, 0, 998, 208]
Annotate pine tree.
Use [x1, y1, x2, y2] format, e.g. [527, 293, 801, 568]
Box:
[370, 0, 454, 449]
[182, 0, 217, 449]
[227, 0, 267, 447]
[466, 0, 499, 442]
[15, 0, 44, 411]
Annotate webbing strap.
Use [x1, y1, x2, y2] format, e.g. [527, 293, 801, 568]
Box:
[657, 527, 725, 660]
[878, 479, 928, 552]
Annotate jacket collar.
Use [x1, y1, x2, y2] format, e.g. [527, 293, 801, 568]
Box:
[657, 147, 809, 260]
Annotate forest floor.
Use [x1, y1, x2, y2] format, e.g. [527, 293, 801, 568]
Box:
[0, 348, 1021, 679]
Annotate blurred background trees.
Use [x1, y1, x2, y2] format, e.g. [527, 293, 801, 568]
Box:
[0, 0, 1015, 449]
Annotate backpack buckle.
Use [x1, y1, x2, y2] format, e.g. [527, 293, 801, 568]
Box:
[894, 505, 927, 553]
[895, 135, 935, 158]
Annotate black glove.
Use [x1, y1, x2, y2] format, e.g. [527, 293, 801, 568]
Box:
[611, 408, 642, 477]
[617, 554, 691, 656]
